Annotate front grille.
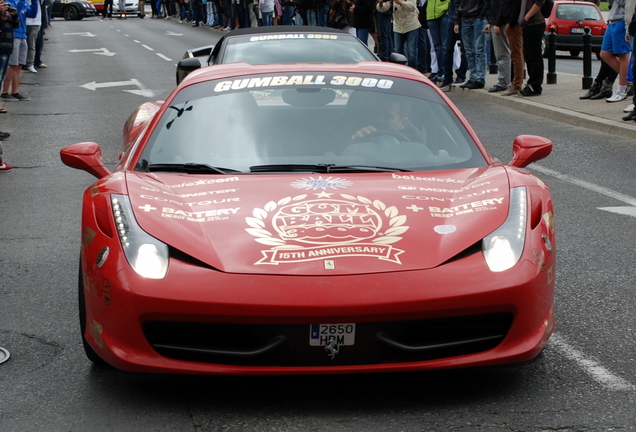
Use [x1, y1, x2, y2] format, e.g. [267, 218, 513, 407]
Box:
[143, 313, 513, 367]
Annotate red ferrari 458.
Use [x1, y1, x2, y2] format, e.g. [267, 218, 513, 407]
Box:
[61, 61, 555, 375]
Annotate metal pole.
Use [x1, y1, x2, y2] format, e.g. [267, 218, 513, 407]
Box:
[546, 27, 557, 84]
[582, 26, 593, 89]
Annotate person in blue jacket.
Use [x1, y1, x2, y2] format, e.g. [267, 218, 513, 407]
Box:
[1, 0, 37, 102]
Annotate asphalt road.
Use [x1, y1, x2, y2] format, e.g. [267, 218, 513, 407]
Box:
[1, 17, 635, 431]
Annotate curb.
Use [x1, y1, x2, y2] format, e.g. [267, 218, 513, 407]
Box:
[448, 83, 636, 141]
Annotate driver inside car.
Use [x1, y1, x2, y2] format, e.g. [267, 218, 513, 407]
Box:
[350, 99, 411, 141]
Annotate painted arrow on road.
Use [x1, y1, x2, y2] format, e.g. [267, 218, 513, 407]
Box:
[597, 206, 636, 218]
[68, 48, 116, 56]
[532, 164, 636, 219]
[80, 79, 155, 97]
[63, 32, 96, 37]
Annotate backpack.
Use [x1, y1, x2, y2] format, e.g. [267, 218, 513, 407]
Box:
[541, 0, 553, 18]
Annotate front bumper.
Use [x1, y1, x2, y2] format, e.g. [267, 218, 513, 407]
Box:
[81, 245, 555, 375]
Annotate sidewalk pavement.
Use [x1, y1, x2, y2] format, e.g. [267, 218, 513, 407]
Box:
[446, 70, 636, 141]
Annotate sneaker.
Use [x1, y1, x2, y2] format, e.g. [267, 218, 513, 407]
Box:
[1, 93, 18, 102]
[438, 80, 453, 91]
[27, 65, 37, 73]
[501, 86, 521, 96]
[11, 93, 30, 101]
[462, 81, 484, 90]
[518, 85, 541, 96]
[488, 84, 507, 92]
[36, 63, 47, 68]
[0, 162, 12, 172]
[623, 103, 635, 113]
[454, 77, 466, 84]
[0, 131, 10, 139]
[606, 91, 627, 103]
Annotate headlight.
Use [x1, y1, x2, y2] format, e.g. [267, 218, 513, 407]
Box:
[111, 194, 169, 279]
[482, 187, 527, 272]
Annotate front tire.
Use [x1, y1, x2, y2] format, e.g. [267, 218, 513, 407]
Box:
[63, 5, 79, 20]
[78, 260, 109, 366]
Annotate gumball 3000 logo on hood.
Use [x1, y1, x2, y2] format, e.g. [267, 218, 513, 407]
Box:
[246, 192, 408, 265]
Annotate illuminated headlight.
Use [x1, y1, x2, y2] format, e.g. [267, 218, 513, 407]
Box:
[111, 194, 169, 279]
[482, 187, 527, 272]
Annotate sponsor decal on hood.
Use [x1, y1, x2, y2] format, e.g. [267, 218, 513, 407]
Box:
[125, 168, 511, 275]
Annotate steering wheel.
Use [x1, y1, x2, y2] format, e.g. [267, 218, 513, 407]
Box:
[354, 128, 412, 143]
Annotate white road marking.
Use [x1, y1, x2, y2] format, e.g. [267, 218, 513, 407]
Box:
[68, 47, 115, 56]
[531, 164, 636, 218]
[551, 333, 635, 391]
[142, 44, 154, 51]
[531, 164, 636, 206]
[63, 32, 96, 37]
[81, 79, 142, 91]
[156, 53, 172, 61]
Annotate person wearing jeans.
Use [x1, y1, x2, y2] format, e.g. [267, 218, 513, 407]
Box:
[454, 0, 488, 89]
[379, 0, 420, 68]
[376, 0, 394, 61]
[426, 0, 450, 80]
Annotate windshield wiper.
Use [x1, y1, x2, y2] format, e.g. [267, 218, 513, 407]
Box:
[249, 164, 412, 173]
[141, 163, 242, 174]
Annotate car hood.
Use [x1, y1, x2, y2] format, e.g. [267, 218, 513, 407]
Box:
[126, 167, 511, 275]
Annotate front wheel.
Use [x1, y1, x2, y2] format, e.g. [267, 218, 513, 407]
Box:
[569, 50, 580, 57]
[63, 5, 79, 20]
[78, 260, 109, 366]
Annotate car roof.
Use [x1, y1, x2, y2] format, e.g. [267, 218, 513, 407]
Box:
[222, 25, 354, 38]
[553, 0, 601, 5]
[180, 61, 428, 87]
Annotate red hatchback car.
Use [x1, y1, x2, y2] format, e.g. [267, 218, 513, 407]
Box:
[543, 0, 607, 57]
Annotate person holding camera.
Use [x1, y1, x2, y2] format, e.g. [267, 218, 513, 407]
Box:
[378, 0, 420, 68]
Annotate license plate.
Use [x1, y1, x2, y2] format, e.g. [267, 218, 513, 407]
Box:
[570, 28, 585, 33]
[309, 323, 356, 346]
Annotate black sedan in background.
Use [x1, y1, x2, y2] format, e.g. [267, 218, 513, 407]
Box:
[51, 0, 97, 20]
[176, 26, 407, 84]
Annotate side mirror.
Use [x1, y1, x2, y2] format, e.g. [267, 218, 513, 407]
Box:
[388, 52, 408, 65]
[177, 57, 203, 72]
[509, 135, 553, 168]
[60, 142, 111, 179]
[176, 57, 202, 84]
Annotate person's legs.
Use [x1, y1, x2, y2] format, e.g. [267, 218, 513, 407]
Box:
[417, 27, 430, 74]
[376, 12, 393, 61]
[26, 25, 40, 71]
[404, 28, 418, 69]
[394, 31, 406, 58]
[427, 17, 447, 77]
[521, 23, 544, 95]
[356, 27, 369, 46]
[504, 23, 523, 93]
[491, 25, 510, 88]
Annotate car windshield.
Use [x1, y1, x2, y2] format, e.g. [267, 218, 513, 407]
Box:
[556, 4, 602, 20]
[137, 72, 487, 174]
[219, 33, 377, 64]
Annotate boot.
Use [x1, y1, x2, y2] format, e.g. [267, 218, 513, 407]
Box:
[580, 81, 602, 99]
[622, 109, 636, 122]
[590, 79, 614, 100]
